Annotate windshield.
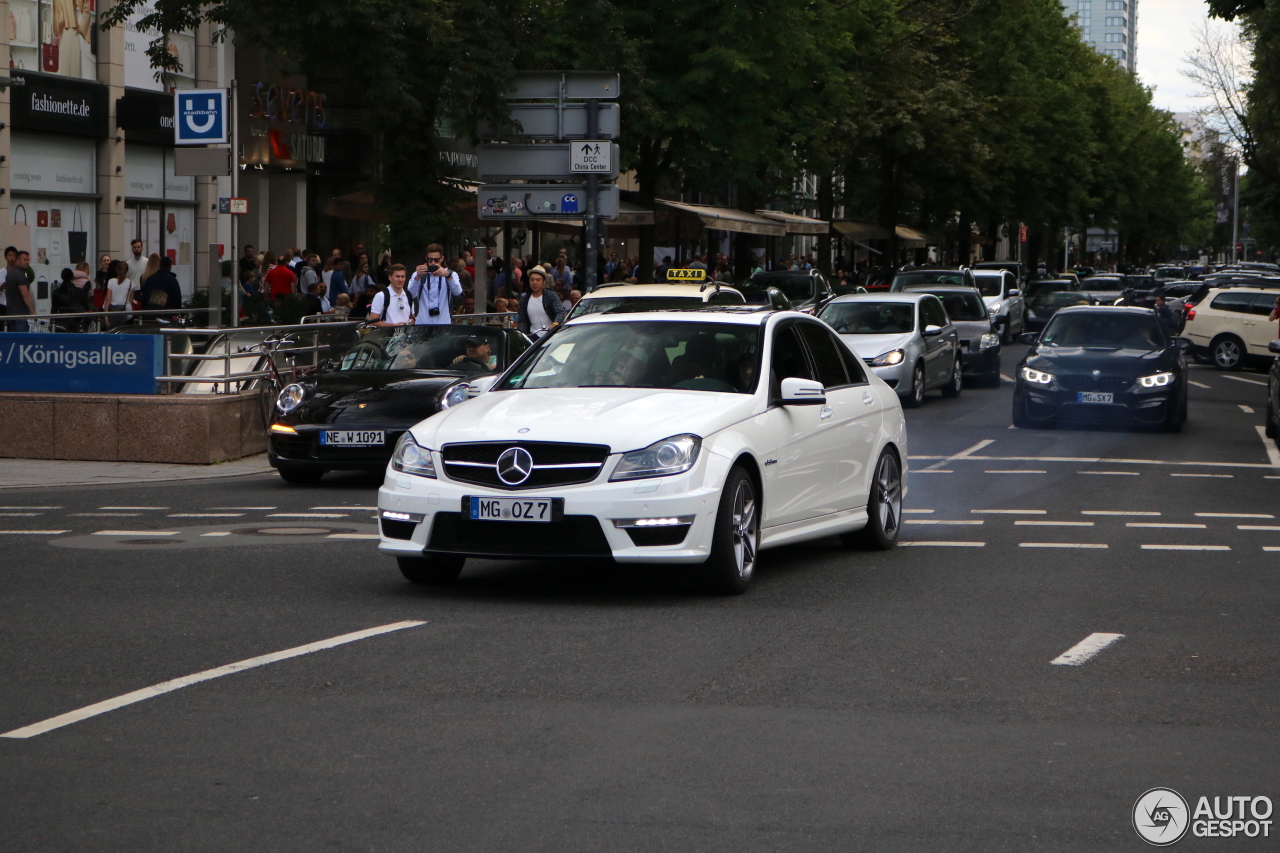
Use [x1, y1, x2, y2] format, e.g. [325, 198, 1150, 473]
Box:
[499, 321, 761, 394]
[820, 301, 915, 334]
[1081, 277, 1124, 292]
[924, 291, 988, 321]
[744, 274, 815, 301]
[892, 271, 967, 289]
[337, 326, 507, 373]
[568, 295, 703, 320]
[973, 274, 1004, 297]
[1039, 313, 1166, 349]
[1030, 291, 1092, 310]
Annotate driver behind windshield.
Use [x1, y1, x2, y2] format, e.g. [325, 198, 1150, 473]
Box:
[451, 335, 499, 372]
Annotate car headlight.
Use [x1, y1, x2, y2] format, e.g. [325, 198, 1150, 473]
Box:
[391, 432, 436, 478]
[988, 306, 999, 315]
[276, 383, 306, 414]
[1138, 371, 1174, 388]
[871, 348, 905, 366]
[1020, 366, 1054, 384]
[610, 434, 701, 481]
[979, 333, 1000, 350]
[440, 382, 470, 408]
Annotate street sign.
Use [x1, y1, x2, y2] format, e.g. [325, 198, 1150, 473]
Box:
[174, 89, 228, 145]
[478, 184, 620, 220]
[218, 197, 249, 215]
[505, 71, 620, 100]
[571, 141, 612, 173]
[479, 103, 620, 140]
[0, 332, 163, 394]
[478, 144, 620, 180]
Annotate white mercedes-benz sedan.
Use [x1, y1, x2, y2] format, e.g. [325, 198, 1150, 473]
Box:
[376, 308, 908, 594]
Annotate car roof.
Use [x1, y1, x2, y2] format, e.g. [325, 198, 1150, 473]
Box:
[1055, 305, 1157, 316]
[901, 284, 983, 294]
[564, 306, 794, 326]
[579, 283, 742, 299]
[971, 269, 1006, 277]
[825, 292, 932, 305]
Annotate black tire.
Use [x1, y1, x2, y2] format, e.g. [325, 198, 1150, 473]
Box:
[841, 448, 902, 550]
[703, 466, 759, 595]
[1163, 393, 1185, 433]
[902, 362, 926, 408]
[1192, 349, 1213, 366]
[278, 466, 325, 485]
[1266, 400, 1277, 439]
[941, 357, 963, 398]
[1211, 335, 1245, 370]
[397, 554, 465, 585]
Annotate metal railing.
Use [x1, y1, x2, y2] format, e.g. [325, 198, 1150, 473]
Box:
[157, 322, 363, 394]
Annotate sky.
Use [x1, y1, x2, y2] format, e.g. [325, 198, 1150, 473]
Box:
[1136, 0, 1239, 114]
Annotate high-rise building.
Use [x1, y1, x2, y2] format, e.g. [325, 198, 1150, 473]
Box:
[1065, 0, 1138, 73]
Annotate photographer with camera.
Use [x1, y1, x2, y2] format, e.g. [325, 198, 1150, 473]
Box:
[408, 243, 462, 326]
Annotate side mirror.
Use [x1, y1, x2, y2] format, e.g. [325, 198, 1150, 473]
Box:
[922, 324, 945, 337]
[1269, 340, 1280, 355]
[1018, 332, 1039, 345]
[1008, 289, 1021, 298]
[1173, 337, 1193, 351]
[779, 376, 826, 406]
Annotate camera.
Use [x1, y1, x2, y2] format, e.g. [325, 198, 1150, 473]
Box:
[428, 307, 440, 317]
[427, 263, 440, 274]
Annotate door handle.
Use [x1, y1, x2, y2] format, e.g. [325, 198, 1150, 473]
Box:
[820, 406, 834, 420]
[862, 392, 874, 405]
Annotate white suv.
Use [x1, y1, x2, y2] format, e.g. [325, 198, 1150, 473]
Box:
[1183, 286, 1280, 369]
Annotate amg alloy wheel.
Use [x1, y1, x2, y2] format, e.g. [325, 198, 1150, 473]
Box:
[704, 466, 758, 595]
[842, 448, 902, 550]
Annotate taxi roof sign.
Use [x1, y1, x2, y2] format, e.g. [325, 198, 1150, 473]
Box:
[666, 268, 707, 282]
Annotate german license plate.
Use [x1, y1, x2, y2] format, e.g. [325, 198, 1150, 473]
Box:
[467, 496, 561, 522]
[320, 430, 385, 446]
[1077, 392, 1113, 404]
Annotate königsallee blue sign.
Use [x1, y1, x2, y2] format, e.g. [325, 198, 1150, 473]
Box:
[0, 333, 163, 394]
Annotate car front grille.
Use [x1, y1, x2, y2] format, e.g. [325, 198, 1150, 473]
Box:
[441, 442, 611, 490]
[427, 512, 612, 557]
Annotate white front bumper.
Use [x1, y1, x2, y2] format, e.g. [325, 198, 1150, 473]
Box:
[376, 450, 731, 564]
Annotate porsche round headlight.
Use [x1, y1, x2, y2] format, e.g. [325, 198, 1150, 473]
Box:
[276, 383, 306, 414]
[441, 382, 470, 409]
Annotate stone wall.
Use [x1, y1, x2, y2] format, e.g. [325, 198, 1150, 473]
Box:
[0, 391, 270, 465]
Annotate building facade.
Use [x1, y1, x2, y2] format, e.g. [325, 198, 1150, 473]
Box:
[1064, 0, 1138, 73]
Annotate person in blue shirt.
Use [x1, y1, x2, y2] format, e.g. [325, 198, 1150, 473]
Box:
[407, 243, 462, 325]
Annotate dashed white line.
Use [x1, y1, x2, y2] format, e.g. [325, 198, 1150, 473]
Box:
[915, 469, 953, 473]
[972, 509, 1046, 515]
[0, 506, 60, 510]
[1237, 525, 1280, 531]
[1240, 404, 1256, 414]
[903, 509, 934, 514]
[0, 621, 427, 739]
[210, 506, 277, 511]
[200, 532, 233, 537]
[1140, 544, 1231, 551]
[1020, 542, 1108, 549]
[0, 530, 70, 535]
[1264, 546, 1280, 552]
[1051, 633, 1124, 666]
[985, 470, 1047, 474]
[92, 530, 179, 536]
[1197, 512, 1275, 519]
[168, 513, 245, 518]
[1016, 520, 1095, 527]
[903, 519, 984, 525]
[267, 513, 349, 519]
[1127, 522, 1207, 529]
[312, 506, 377, 511]
[0, 512, 43, 517]
[1171, 473, 1233, 478]
[1079, 471, 1139, 476]
[1000, 374, 1014, 382]
[1256, 426, 1280, 469]
[99, 506, 168, 511]
[1224, 374, 1268, 387]
[921, 439, 995, 472]
[899, 541, 985, 547]
[71, 513, 142, 517]
[1188, 380, 1211, 389]
[1082, 510, 1160, 516]
[327, 533, 381, 540]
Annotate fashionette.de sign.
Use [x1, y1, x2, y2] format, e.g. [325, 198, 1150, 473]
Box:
[0, 334, 163, 394]
[8, 70, 109, 138]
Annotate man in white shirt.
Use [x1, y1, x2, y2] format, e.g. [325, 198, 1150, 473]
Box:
[408, 243, 462, 325]
[126, 239, 147, 285]
[368, 264, 414, 327]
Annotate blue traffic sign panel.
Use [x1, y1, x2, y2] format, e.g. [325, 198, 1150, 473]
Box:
[174, 90, 228, 145]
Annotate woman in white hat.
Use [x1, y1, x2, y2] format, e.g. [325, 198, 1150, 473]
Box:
[517, 265, 565, 338]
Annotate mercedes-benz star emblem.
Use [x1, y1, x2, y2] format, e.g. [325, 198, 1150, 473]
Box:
[496, 447, 534, 485]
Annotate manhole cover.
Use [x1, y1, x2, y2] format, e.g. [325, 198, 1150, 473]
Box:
[122, 539, 181, 546]
[232, 526, 355, 536]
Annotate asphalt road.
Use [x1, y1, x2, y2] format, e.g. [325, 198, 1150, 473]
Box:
[3, 345, 1278, 852]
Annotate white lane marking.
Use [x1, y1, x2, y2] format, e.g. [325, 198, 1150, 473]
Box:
[1127, 522, 1207, 529]
[1082, 510, 1160, 516]
[985, 470, 1047, 474]
[0, 621, 427, 739]
[1171, 473, 1233, 478]
[906, 454, 1273, 470]
[210, 506, 277, 510]
[169, 513, 245, 518]
[92, 530, 179, 536]
[327, 533, 381, 540]
[312, 506, 377, 511]
[0, 530, 70, 535]
[1267, 476, 1280, 480]
[1051, 633, 1124, 666]
[1240, 404, 1256, 414]
[903, 519, 984, 525]
[1265, 547, 1280, 552]
[1197, 512, 1275, 518]
[0, 506, 60, 510]
[1000, 374, 1014, 382]
[1141, 544, 1231, 551]
[99, 506, 168, 511]
[1188, 380, 1211, 389]
[0, 512, 42, 517]
[899, 541, 985, 547]
[1016, 520, 1095, 527]
[921, 439, 996, 472]
[1256, 426, 1280, 468]
[1079, 471, 1139, 476]
[1008, 424, 1017, 429]
[903, 509, 934, 514]
[1224, 374, 1268, 387]
[972, 509, 1046, 515]
[71, 513, 142, 517]
[1020, 542, 1109, 548]
[915, 470, 953, 473]
[267, 513, 348, 518]
[1237, 525, 1280, 531]
[200, 532, 232, 537]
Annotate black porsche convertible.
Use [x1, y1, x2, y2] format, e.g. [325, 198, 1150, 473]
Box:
[269, 324, 530, 484]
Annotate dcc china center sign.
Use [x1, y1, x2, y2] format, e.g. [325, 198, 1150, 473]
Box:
[0, 333, 164, 394]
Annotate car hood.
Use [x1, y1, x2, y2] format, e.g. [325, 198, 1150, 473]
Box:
[285, 370, 471, 426]
[982, 294, 1006, 310]
[1024, 347, 1171, 376]
[838, 332, 915, 359]
[410, 387, 760, 453]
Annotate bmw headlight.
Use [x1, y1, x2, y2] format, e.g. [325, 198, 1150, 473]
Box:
[1020, 366, 1054, 384]
[276, 383, 306, 414]
[1137, 371, 1174, 388]
[610, 434, 701, 481]
[391, 432, 436, 478]
[979, 333, 1000, 350]
[871, 348, 905, 366]
[440, 382, 470, 409]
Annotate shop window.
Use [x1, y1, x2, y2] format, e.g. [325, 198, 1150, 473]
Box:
[10, 0, 96, 81]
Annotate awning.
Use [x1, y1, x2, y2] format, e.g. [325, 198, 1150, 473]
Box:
[322, 191, 390, 224]
[655, 200, 786, 237]
[754, 210, 829, 235]
[832, 220, 892, 241]
[895, 226, 928, 248]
